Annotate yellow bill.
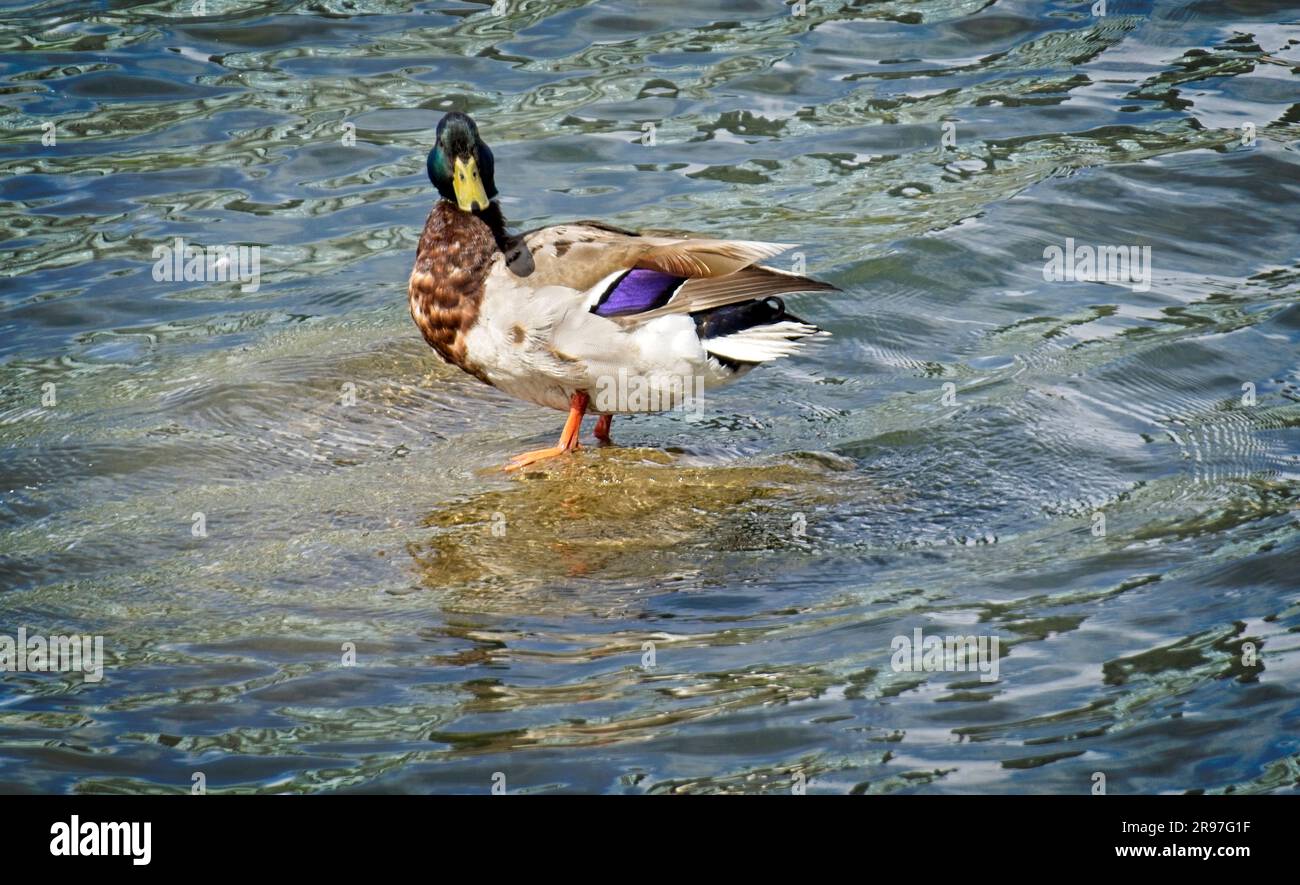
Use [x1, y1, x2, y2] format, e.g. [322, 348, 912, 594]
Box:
[453, 155, 489, 212]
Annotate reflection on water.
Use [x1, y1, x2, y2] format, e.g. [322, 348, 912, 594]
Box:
[1, 0, 1298, 794]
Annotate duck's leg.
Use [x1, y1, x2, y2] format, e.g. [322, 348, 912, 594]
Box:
[594, 414, 613, 444]
[504, 391, 588, 471]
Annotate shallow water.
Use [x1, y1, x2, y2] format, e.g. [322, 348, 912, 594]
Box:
[1, 0, 1298, 794]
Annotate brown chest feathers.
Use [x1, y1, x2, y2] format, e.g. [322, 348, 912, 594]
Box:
[408, 201, 498, 384]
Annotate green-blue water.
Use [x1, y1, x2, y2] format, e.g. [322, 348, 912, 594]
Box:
[1, 0, 1298, 794]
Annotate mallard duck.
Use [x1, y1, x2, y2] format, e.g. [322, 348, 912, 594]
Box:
[409, 112, 838, 470]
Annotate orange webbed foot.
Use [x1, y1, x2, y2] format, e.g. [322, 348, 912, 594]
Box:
[503, 391, 589, 472]
[504, 443, 579, 472]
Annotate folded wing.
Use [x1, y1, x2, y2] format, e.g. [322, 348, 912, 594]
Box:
[520, 223, 838, 326]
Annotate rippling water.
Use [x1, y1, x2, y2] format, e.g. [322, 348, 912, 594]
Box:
[1, 0, 1298, 794]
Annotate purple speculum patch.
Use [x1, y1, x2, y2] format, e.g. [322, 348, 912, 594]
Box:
[592, 268, 683, 317]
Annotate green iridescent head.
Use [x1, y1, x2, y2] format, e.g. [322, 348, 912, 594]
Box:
[427, 112, 497, 213]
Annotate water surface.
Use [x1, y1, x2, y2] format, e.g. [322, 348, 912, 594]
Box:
[1, 0, 1299, 794]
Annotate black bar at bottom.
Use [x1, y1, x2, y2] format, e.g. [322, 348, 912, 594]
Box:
[7, 793, 1285, 869]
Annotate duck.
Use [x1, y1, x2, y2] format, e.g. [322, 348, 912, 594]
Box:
[408, 111, 838, 471]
